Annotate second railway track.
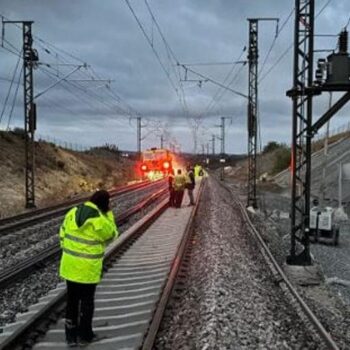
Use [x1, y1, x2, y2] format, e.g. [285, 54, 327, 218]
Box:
[0, 186, 168, 290]
[0, 180, 164, 236]
[0, 179, 168, 275]
[0, 179, 205, 350]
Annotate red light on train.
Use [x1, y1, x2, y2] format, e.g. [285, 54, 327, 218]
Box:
[141, 164, 147, 171]
[163, 161, 170, 169]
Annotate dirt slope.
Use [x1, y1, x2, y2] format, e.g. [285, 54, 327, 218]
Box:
[0, 131, 135, 218]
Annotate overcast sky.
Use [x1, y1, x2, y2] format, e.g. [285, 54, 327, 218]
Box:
[1, 0, 350, 153]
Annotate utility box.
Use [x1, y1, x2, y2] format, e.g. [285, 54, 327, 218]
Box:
[325, 53, 350, 86]
[309, 206, 339, 245]
[310, 207, 332, 231]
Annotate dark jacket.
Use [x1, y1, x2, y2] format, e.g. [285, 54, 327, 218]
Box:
[186, 170, 195, 190]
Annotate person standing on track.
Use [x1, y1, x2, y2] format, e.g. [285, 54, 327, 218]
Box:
[173, 168, 187, 208]
[168, 169, 175, 207]
[59, 190, 118, 347]
[185, 165, 195, 206]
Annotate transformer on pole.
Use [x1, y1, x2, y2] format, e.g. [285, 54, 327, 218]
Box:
[286, 0, 350, 265]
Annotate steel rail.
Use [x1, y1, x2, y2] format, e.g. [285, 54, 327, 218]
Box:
[220, 181, 339, 350]
[141, 178, 206, 349]
[0, 179, 165, 235]
[0, 187, 168, 290]
[0, 193, 170, 350]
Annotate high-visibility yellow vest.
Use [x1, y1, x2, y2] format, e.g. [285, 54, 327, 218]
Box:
[173, 174, 186, 191]
[194, 165, 201, 177]
[59, 201, 117, 284]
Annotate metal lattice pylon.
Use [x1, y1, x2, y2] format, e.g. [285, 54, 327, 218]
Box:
[288, 0, 315, 265]
[247, 19, 258, 208]
[23, 22, 37, 208]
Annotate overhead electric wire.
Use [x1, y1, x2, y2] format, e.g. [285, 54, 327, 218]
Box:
[38, 65, 135, 127]
[0, 52, 21, 125]
[259, 43, 293, 83]
[258, 7, 294, 78]
[316, 0, 332, 17]
[6, 64, 23, 130]
[181, 65, 248, 100]
[0, 39, 22, 58]
[34, 21, 159, 136]
[37, 58, 130, 116]
[141, 0, 193, 130]
[124, 0, 179, 97]
[141, 0, 194, 139]
[201, 47, 247, 117]
[1, 12, 142, 127]
[258, 0, 333, 84]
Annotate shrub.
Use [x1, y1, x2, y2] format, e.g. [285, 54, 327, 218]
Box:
[272, 147, 291, 174]
[263, 141, 280, 153]
[57, 160, 65, 170]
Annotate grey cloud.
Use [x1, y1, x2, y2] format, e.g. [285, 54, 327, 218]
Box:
[1, 1, 350, 153]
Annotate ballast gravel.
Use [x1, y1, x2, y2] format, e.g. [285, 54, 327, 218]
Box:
[250, 190, 350, 348]
[155, 177, 322, 350]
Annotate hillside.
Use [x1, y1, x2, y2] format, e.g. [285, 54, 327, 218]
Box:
[225, 146, 290, 184]
[225, 132, 350, 193]
[0, 131, 136, 218]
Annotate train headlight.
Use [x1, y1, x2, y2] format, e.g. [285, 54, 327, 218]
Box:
[141, 164, 147, 171]
[163, 161, 170, 169]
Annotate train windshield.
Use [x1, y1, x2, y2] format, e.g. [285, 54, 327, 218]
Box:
[143, 150, 167, 161]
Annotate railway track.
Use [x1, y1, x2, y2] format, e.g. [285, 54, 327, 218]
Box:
[0, 187, 168, 290]
[219, 180, 339, 350]
[0, 180, 163, 236]
[0, 179, 205, 350]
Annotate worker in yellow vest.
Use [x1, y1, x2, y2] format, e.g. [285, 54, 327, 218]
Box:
[173, 169, 187, 208]
[59, 190, 118, 347]
[173, 169, 186, 208]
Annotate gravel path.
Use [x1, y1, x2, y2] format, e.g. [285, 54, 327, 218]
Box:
[155, 177, 321, 350]
[0, 190, 167, 329]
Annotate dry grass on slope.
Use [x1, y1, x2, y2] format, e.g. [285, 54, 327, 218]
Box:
[0, 131, 135, 218]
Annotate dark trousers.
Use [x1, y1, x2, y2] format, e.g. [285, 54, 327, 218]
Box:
[65, 280, 97, 342]
[187, 188, 195, 205]
[169, 188, 176, 207]
[174, 190, 184, 208]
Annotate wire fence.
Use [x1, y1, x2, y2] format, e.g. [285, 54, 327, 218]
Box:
[314, 121, 350, 142]
[35, 133, 91, 152]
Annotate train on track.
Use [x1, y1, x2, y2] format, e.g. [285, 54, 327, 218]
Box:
[139, 148, 174, 179]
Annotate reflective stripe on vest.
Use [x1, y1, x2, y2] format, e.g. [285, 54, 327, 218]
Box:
[62, 247, 104, 259]
[64, 233, 101, 246]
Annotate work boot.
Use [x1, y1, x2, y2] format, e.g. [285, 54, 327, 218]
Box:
[78, 333, 106, 347]
[65, 319, 77, 347]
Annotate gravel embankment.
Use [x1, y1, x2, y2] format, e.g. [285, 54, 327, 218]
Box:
[245, 190, 350, 348]
[155, 177, 322, 350]
[0, 188, 167, 329]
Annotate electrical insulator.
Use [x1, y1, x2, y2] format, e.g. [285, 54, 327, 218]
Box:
[317, 58, 326, 69]
[339, 30, 348, 54]
[315, 69, 323, 83]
